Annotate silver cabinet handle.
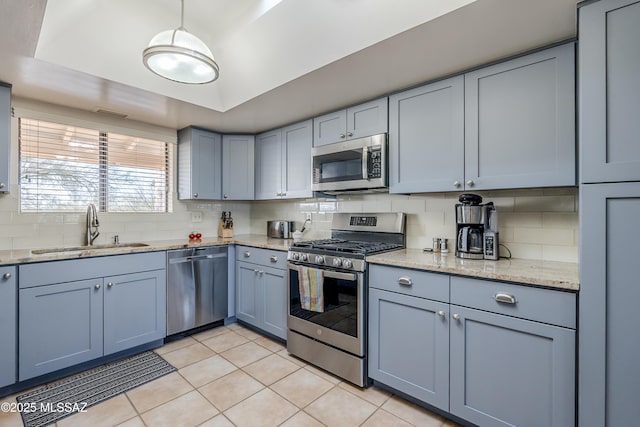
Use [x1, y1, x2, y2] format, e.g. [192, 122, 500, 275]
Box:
[397, 277, 413, 286]
[223, 194, 228, 199]
[437, 310, 445, 318]
[270, 255, 278, 262]
[244, 251, 251, 257]
[107, 282, 113, 288]
[282, 192, 286, 197]
[254, 269, 259, 273]
[340, 133, 346, 139]
[452, 313, 460, 321]
[95, 284, 101, 290]
[494, 293, 517, 304]
[193, 193, 198, 198]
[347, 132, 353, 137]
[453, 181, 461, 188]
[0, 183, 5, 189]
[466, 180, 474, 187]
[3, 272, 11, 280]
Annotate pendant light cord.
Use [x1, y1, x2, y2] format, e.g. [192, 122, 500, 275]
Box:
[179, 0, 186, 31]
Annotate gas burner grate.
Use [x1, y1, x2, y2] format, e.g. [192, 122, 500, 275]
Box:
[291, 239, 402, 255]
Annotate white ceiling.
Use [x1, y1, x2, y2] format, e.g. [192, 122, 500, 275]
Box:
[0, 0, 579, 133]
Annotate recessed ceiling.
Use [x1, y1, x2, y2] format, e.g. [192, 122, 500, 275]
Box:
[0, 0, 579, 133]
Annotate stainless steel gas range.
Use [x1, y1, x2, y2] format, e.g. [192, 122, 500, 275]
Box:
[286, 212, 406, 387]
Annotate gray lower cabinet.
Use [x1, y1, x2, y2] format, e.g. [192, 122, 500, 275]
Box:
[222, 134, 254, 200]
[19, 252, 166, 381]
[449, 305, 575, 427]
[0, 83, 10, 193]
[178, 127, 222, 200]
[579, 182, 640, 426]
[580, 0, 640, 183]
[464, 43, 575, 190]
[0, 266, 16, 388]
[313, 97, 388, 146]
[235, 246, 286, 339]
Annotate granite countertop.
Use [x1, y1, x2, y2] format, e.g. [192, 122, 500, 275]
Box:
[366, 249, 579, 291]
[0, 234, 294, 265]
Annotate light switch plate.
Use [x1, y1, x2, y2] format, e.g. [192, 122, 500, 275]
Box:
[191, 212, 203, 223]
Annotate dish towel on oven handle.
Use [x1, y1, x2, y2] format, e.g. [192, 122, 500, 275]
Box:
[297, 266, 325, 312]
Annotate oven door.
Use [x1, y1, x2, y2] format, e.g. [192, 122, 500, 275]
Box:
[312, 134, 387, 192]
[287, 263, 365, 357]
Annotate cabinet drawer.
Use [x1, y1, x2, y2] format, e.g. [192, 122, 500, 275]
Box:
[450, 276, 576, 328]
[369, 264, 449, 302]
[236, 246, 286, 269]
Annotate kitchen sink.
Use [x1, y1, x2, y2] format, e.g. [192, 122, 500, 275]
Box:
[31, 242, 150, 255]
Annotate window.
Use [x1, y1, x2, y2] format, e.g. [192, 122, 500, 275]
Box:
[19, 118, 171, 213]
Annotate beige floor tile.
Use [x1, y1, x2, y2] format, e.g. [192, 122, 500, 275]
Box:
[199, 370, 264, 411]
[442, 419, 462, 427]
[381, 396, 444, 427]
[198, 414, 235, 427]
[303, 364, 342, 385]
[338, 382, 393, 406]
[154, 336, 197, 355]
[179, 355, 238, 388]
[161, 342, 215, 369]
[115, 416, 146, 427]
[305, 387, 377, 427]
[0, 395, 24, 427]
[58, 394, 137, 427]
[279, 411, 325, 427]
[243, 353, 301, 386]
[276, 349, 308, 367]
[126, 371, 194, 413]
[233, 327, 263, 340]
[224, 388, 298, 427]
[219, 341, 272, 368]
[192, 326, 233, 342]
[270, 368, 334, 408]
[141, 390, 219, 427]
[361, 409, 413, 427]
[201, 331, 249, 353]
[226, 322, 242, 330]
[254, 336, 286, 352]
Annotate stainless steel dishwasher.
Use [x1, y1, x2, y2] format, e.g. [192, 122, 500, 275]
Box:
[167, 246, 228, 335]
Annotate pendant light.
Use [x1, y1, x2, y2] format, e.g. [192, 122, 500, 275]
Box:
[143, 0, 219, 84]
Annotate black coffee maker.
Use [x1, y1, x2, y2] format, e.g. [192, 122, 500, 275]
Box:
[455, 194, 499, 260]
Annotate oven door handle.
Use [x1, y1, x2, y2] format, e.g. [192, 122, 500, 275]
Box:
[362, 146, 369, 180]
[323, 270, 358, 281]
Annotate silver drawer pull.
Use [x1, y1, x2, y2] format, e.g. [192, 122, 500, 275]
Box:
[494, 292, 517, 304]
[2, 272, 11, 280]
[397, 277, 413, 286]
[270, 255, 278, 262]
[437, 310, 445, 318]
[244, 251, 251, 257]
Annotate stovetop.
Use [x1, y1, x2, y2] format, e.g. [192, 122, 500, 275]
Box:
[290, 238, 403, 255]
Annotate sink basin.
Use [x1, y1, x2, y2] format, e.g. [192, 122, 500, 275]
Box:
[31, 242, 150, 255]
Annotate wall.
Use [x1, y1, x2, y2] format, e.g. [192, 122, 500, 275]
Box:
[251, 188, 579, 263]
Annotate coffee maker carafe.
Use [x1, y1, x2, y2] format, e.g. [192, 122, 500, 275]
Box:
[455, 194, 499, 260]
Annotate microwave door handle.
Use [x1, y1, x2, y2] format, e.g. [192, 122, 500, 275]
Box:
[362, 146, 368, 180]
[323, 270, 357, 281]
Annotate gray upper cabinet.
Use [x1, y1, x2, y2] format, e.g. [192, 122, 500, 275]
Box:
[0, 266, 16, 388]
[178, 127, 222, 200]
[579, 182, 640, 427]
[222, 134, 255, 200]
[313, 97, 388, 146]
[389, 76, 464, 193]
[580, 0, 640, 183]
[464, 43, 576, 190]
[0, 84, 10, 193]
[255, 120, 312, 200]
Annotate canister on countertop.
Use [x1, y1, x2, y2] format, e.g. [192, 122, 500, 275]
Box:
[433, 237, 441, 253]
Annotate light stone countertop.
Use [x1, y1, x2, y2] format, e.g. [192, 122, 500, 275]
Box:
[366, 249, 579, 291]
[0, 234, 294, 266]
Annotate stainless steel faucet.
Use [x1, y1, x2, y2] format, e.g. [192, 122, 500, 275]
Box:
[86, 203, 100, 245]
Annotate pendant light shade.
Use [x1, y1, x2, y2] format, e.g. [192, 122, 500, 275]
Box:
[143, 0, 219, 84]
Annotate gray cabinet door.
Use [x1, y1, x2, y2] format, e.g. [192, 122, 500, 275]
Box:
[222, 134, 255, 200]
[369, 288, 450, 410]
[178, 127, 222, 200]
[580, 182, 640, 427]
[103, 270, 166, 355]
[465, 43, 575, 190]
[19, 279, 104, 380]
[0, 266, 16, 387]
[313, 109, 347, 147]
[389, 76, 464, 193]
[450, 305, 575, 427]
[580, 0, 640, 183]
[0, 84, 10, 193]
[347, 97, 388, 140]
[235, 261, 259, 326]
[260, 265, 286, 340]
[282, 120, 313, 199]
[255, 129, 283, 200]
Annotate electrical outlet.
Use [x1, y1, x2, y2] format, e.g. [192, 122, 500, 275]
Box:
[191, 212, 203, 223]
[305, 213, 312, 221]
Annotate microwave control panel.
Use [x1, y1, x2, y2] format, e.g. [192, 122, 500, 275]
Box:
[369, 147, 382, 178]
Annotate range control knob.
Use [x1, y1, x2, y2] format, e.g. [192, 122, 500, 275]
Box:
[343, 259, 353, 269]
[291, 252, 300, 260]
[315, 255, 325, 264]
[332, 258, 342, 267]
[301, 253, 308, 262]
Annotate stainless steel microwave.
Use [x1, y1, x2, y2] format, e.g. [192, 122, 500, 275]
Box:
[312, 134, 388, 192]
